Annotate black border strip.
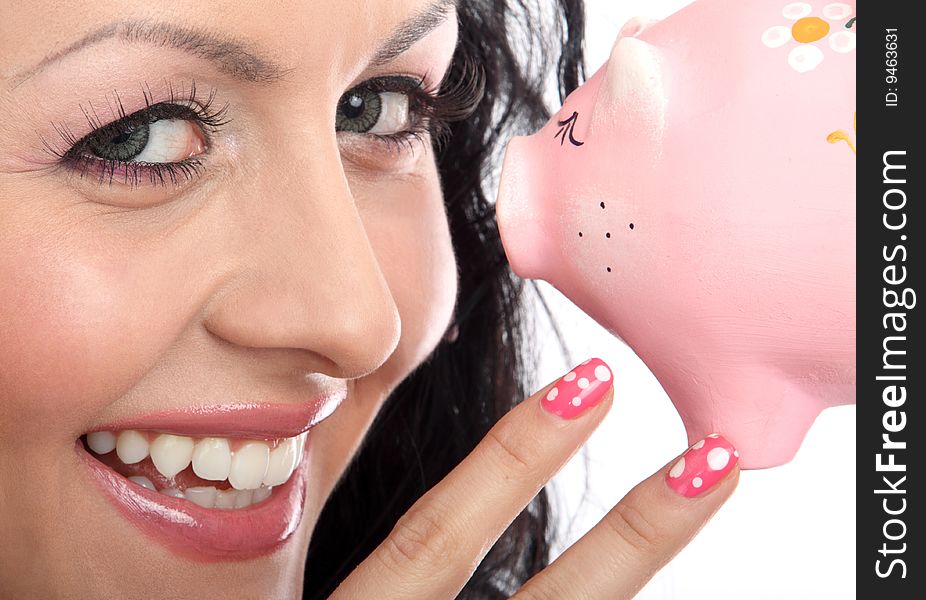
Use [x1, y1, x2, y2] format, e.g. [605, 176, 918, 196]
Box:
[858, 2, 923, 596]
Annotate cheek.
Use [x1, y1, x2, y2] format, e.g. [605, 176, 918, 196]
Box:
[0, 199, 190, 439]
[362, 172, 457, 380]
[0, 233, 115, 436]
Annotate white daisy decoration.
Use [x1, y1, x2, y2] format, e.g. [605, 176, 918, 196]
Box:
[762, 2, 856, 72]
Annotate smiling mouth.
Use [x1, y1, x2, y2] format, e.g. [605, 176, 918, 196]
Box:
[75, 390, 347, 561]
[81, 429, 307, 509]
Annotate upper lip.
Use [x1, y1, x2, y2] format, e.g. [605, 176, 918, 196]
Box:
[84, 388, 348, 439]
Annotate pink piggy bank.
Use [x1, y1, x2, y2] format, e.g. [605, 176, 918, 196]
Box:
[496, 0, 856, 469]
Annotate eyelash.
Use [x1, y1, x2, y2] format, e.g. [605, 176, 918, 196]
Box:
[44, 61, 484, 189]
[43, 82, 226, 188]
[359, 58, 484, 155]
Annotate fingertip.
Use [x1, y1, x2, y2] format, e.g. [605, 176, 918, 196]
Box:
[664, 434, 739, 499]
[539, 357, 614, 420]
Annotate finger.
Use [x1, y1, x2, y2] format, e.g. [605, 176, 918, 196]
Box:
[331, 358, 616, 600]
[514, 434, 740, 600]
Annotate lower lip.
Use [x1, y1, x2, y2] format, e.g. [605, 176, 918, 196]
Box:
[75, 437, 309, 562]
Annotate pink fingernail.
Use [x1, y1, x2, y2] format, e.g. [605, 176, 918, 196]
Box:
[541, 358, 613, 419]
[666, 434, 739, 498]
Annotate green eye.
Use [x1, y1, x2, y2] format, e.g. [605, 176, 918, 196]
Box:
[336, 88, 383, 133]
[88, 123, 151, 161]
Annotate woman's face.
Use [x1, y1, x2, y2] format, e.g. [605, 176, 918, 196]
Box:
[0, 0, 459, 596]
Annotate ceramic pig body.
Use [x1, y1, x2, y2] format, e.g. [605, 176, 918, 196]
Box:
[497, 0, 856, 469]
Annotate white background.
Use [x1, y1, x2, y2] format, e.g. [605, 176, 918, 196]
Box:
[532, 1, 857, 598]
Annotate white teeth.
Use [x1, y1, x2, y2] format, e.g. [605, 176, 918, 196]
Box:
[150, 434, 194, 479]
[95, 428, 303, 503]
[214, 488, 238, 509]
[294, 433, 306, 464]
[229, 442, 270, 490]
[128, 476, 156, 491]
[252, 486, 272, 504]
[116, 430, 149, 465]
[153, 484, 271, 509]
[234, 489, 254, 508]
[191, 437, 231, 481]
[185, 486, 218, 509]
[87, 431, 117, 454]
[263, 436, 298, 487]
[210, 487, 273, 509]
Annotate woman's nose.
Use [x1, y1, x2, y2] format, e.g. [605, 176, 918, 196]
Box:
[201, 142, 401, 380]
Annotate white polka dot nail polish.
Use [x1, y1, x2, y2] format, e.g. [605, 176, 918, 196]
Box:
[541, 358, 613, 419]
[666, 434, 738, 498]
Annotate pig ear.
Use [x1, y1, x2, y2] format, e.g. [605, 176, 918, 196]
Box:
[600, 35, 667, 143]
[617, 16, 660, 40]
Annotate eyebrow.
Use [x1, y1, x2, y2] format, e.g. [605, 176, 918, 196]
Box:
[12, 0, 457, 86]
[370, 0, 458, 67]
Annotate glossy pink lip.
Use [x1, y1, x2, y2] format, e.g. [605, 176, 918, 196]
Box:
[87, 389, 347, 438]
[76, 437, 310, 562]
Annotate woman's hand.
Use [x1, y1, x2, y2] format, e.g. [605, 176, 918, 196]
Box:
[330, 358, 739, 599]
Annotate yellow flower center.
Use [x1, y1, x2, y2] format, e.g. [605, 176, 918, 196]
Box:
[792, 17, 830, 43]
